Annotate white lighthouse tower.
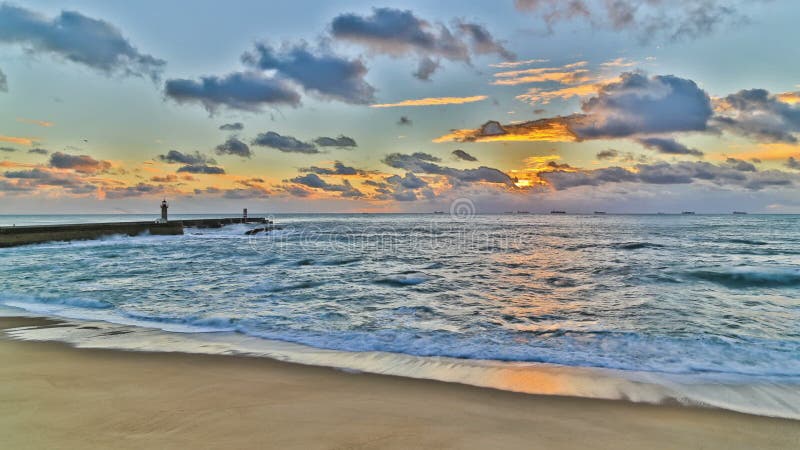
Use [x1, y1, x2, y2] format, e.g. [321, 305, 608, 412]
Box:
[158, 199, 169, 223]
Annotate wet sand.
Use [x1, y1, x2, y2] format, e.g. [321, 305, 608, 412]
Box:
[1, 317, 798, 450]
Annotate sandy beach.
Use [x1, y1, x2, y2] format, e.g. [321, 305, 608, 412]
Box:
[1, 317, 798, 450]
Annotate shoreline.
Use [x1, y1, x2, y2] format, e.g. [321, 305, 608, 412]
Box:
[2, 317, 799, 449]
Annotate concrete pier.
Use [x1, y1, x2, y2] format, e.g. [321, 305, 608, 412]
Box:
[0, 217, 271, 248]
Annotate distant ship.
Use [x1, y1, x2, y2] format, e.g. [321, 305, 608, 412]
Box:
[504, 211, 514, 214]
[550, 210, 566, 214]
[682, 211, 696, 215]
[733, 211, 748, 215]
[516, 210, 530, 214]
[594, 211, 607, 215]
[433, 211, 445, 214]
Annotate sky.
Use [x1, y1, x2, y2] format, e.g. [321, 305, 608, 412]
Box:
[1, 0, 800, 214]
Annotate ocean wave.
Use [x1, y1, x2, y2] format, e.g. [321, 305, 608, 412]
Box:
[375, 273, 433, 287]
[689, 267, 800, 288]
[1, 294, 113, 310]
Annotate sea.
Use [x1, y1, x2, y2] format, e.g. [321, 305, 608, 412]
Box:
[1, 213, 799, 419]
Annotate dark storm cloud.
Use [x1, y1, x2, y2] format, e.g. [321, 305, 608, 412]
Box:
[290, 173, 363, 197]
[49, 151, 111, 173]
[313, 135, 357, 148]
[330, 8, 513, 80]
[242, 42, 375, 104]
[637, 137, 704, 157]
[539, 160, 796, 191]
[215, 136, 252, 158]
[219, 122, 244, 131]
[28, 148, 49, 155]
[299, 161, 367, 176]
[382, 152, 514, 186]
[158, 150, 215, 165]
[176, 164, 226, 174]
[514, 0, 751, 43]
[0, 4, 164, 80]
[164, 71, 301, 114]
[252, 131, 318, 154]
[712, 89, 800, 143]
[572, 72, 712, 139]
[452, 149, 477, 161]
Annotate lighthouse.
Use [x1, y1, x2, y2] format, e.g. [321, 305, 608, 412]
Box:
[160, 199, 169, 222]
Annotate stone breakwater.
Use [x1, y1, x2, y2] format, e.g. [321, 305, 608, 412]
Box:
[0, 217, 270, 248]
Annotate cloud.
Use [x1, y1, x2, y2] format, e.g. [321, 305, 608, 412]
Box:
[438, 72, 712, 142]
[787, 156, 800, 170]
[150, 174, 178, 183]
[290, 173, 363, 197]
[242, 41, 375, 104]
[313, 135, 357, 148]
[0, 146, 15, 152]
[0, 4, 164, 80]
[514, 0, 749, 43]
[413, 56, 440, 81]
[712, 89, 800, 143]
[215, 136, 252, 158]
[397, 116, 412, 126]
[383, 152, 514, 186]
[435, 118, 576, 143]
[27, 147, 47, 155]
[252, 131, 318, 154]
[571, 72, 712, 138]
[371, 95, 487, 108]
[158, 150, 215, 165]
[637, 137, 703, 157]
[17, 118, 53, 127]
[49, 152, 111, 173]
[386, 172, 428, 189]
[219, 122, 244, 131]
[596, 149, 618, 160]
[452, 149, 477, 161]
[299, 161, 367, 176]
[455, 20, 515, 61]
[0, 68, 6, 92]
[724, 157, 757, 172]
[3, 167, 95, 193]
[164, 71, 300, 114]
[176, 164, 225, 174]
[491, 61, 590, 86]
[330, 8, 512, 79]
[538, 160, 797, 191]
[104, 183, 165, 199]
[0, 134, 34, 145]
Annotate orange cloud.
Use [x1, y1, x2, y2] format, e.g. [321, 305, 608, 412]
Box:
[516, 78, 618, 104]
[492, 70, 591, 86]
[724, 143, 800, 162]
[777, 92, 800, 104]
[434, 119, 577, 143]
[370, 95, 488, 108]
[492, 61, 590, 86]
[489, 58, 548, 68]
[17, 118, 54, 127]
[0, 135, 35, 145]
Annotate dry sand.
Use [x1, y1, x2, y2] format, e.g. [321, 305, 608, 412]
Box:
[1, 317, 798, 450]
